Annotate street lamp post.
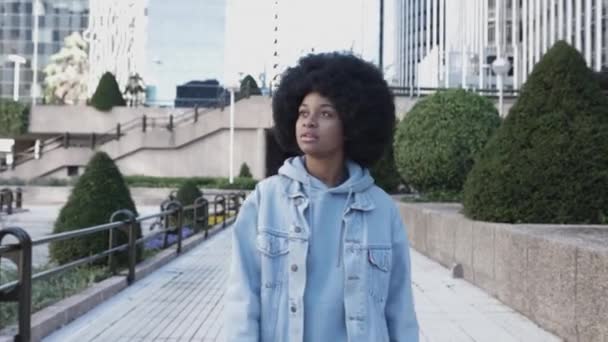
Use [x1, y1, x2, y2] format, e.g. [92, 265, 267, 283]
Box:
[7, 55, 27, 101]
[492, 57, 511, 117]
[31, 0, 45, 106]
[226, 76, 240, 184]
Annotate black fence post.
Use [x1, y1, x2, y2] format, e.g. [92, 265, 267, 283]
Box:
[194, 105, 199, 123]
[63, 132, 70, 148]
[168, 115, 174, 131]
[214, 195, 226, 228]
[90, 133, 96, 149]
[194, 196, 209, 236]
[109, 209, 137, 284]
[142, 115, 147, 132]
[116, 123, 121, 141]
[165, 200, 183, 254]
[0, 227, 32, 342]
[16, 187, 22, 209]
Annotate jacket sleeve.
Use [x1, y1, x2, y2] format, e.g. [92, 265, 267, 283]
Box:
[385, 206, 419, 342]
[223, 189, 261, 342]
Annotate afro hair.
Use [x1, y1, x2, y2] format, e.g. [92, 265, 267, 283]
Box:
[272, 52, 395, 168]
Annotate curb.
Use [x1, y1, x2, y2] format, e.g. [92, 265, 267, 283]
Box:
[0, 218, 235, 341]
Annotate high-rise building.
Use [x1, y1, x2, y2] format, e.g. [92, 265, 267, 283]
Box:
[86, 0, 148, 98]
[0, 0, 89, 101]
[395, 0, 608, 91]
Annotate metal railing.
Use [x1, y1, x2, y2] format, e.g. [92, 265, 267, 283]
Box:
[0, 191, 246, 342]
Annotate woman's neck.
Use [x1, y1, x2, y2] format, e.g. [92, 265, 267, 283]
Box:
[304, 155, 346, 187]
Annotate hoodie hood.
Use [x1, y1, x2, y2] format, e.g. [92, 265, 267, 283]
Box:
[278, 156, 374, 194]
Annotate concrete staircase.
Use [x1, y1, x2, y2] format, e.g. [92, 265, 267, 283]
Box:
[1, 96, 273, 180]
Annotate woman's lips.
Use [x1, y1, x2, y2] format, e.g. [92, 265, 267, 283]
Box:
[300, 133, 318, 142]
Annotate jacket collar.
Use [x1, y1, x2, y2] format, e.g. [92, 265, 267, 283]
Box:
[283, 177, 375, 212]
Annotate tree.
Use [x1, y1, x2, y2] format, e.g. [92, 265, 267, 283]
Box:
[43, 32, 89, 105]
[90, 72, 126, 111]
[240, 75, 262, 96]
[463, 41, 608, 224]
[49, 152, 142, 265]
[0, 99, 29, 136]
[394, 89, 500, 196]
[238, 163, 253, 178]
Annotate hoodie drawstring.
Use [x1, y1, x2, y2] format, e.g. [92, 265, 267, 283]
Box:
[337, 188, 354, 267]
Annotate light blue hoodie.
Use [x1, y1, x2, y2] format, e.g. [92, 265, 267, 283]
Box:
[224, 156, 419, 342]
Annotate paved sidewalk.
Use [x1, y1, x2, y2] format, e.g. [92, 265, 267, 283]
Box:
[44, 228, 561, 342]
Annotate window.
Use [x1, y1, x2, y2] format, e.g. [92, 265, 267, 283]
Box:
[67, 166, 79, 177]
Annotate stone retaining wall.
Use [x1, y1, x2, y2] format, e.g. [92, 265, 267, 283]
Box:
[398, 202, 608, 342]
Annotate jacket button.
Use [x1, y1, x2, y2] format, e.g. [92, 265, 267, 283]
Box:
[294, 226, 302, 233]
[291, 306, 297, 313]
[291, 264, 298, 272]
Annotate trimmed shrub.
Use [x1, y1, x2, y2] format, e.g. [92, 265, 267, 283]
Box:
[176, 180, 203, 226]
[238, 163, 253, 178]
[240, 75, 262, 96]
[394, 89, 500, 195]
[0, 99, 29, 136]
[49, 152, 142, 266]
[123, 175, 257, 189]
[463, 41, 608, 224]
[90, 72, 126, 111]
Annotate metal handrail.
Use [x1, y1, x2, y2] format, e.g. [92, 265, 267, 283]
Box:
[0, 190, 248, 341]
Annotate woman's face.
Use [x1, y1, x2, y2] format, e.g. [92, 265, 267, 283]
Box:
[295, 92, 344, 160]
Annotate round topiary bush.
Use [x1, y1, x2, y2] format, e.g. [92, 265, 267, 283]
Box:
[90, 72, 126, 111]
[463, 41, 608, 224]
[49, 152, 141, 266]
[394, 89, 501, 196]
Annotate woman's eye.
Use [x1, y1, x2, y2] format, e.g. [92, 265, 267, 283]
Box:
[321, 112, 332, 117]
[299, 111, 308, 117]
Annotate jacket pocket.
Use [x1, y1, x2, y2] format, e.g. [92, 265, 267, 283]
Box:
[256, 230, 288, 341]
[256, 230, 289, 290]
[256, 230, 289, 257]
[367, 245, 392, 305]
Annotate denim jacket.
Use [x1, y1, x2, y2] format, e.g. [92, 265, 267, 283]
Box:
[224, 162, 419, 342]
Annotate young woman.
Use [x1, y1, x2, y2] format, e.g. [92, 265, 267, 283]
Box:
[225, 52, 419, 342]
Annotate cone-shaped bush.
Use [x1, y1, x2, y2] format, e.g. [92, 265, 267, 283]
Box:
[90, 72, 126, 111]
[238, 163, 253, 178]
[394, 89, 500, 195]
[50, 152, 141, 265]
[463, 41, 608, 224]
[176, 180, 203, 225]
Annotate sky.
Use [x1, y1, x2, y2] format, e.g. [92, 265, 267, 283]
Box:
[224, 0, 397, 86]
[146, 0, 226, 104]
[146, 0, 396, 104]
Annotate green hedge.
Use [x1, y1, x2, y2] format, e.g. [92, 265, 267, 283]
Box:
[463, 41, 608, 224]
[124, 175, 257, 190]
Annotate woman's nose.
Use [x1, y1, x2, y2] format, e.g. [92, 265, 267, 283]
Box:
[302, 116, 317, 127]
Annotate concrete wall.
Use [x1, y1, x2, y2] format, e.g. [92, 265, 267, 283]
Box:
[29, 106, 187, 134]
[398, 202, 608, 342]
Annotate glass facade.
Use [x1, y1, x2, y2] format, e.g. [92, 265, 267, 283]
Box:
[0, 0, 88, 101]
